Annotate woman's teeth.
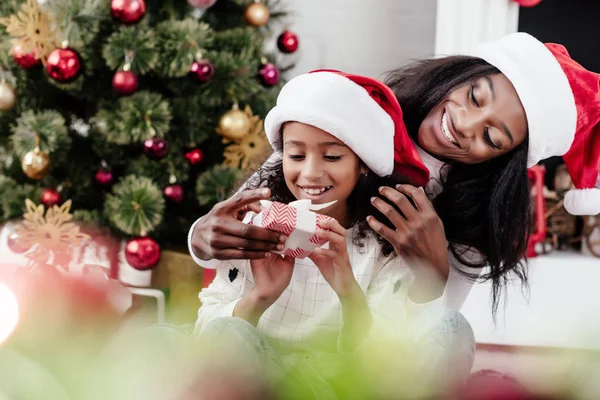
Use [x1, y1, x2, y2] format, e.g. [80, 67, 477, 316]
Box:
[441, 111, 459, 146]
[302, 186, 332, 195]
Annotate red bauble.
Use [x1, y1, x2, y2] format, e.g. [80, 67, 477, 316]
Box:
[513, 0, 542, 6]
[11, 44, 41, 69]
[125, 237, 160, 270]
[143, 137, 169, 160]
[190, 60, 215, 83]
[277, 30, 299, 54]
[95, 170, 114, 185]
[258, 63, 280, 87]
[46, 48, 81, 82]
[112, 70, 138, 95]
[41, 188, 62, 207]
[164, 184, 184, 203]
[111, 0, 146, 24]
[7, 231, 32, 254]
[185, 148, 203, 165]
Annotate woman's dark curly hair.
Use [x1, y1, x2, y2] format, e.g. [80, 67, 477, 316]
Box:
[385, 56, 531, 313]
[241, 131, 418, 258]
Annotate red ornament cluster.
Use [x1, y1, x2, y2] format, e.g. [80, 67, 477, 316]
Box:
[164, 184, 184, 203]
[95, 170, 114, 186]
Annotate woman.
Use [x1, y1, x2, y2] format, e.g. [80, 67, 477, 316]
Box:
[189, 32, 600, 313]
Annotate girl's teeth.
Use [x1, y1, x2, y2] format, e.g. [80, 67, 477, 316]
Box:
[303, 187, 330, 195]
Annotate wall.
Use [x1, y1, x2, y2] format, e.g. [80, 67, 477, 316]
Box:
[279, 0, 438, 79]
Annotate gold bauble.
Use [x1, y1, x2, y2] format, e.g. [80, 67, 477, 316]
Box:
[0, 82, 16, 111]
[217, 105, 251, 140]
[21, 146, 51, 180]
[244, 1, 270, 27]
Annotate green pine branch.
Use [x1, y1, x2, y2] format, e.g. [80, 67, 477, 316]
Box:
[102, 24, 158, 74]
[154, 19, 213, 78]
[10, 110, 71, 164]
[196, 165, 242, 206]
[104, 175, 165, 236]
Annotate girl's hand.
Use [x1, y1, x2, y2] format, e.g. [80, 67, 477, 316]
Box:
[249, 253, 295, 306]
[308, 219, 361, 299]
[367, 184, 450, 283]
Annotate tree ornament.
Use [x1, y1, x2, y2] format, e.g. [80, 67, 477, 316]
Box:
[164, 184, 183, 203]
[0, 0, 57, 64]
[190, 59, 214, 83]
[0, 81, 16, 111]
[7, 231, 32, 254]
[125, 237, 160, 270]
[277, 30, 299, 54]
[216, 103, 251, 141]
[244, 1, 270, 27]
[187, 0, 218, 9]
[11, 44, 41, 69]
[95, 170, 114, 186]
[41, 188, 62, 207]
[111, 0, 146, 24]
[258, 62, 280, 87]
[143, 137, 169, 160]
[185, 148, 203, 165]
[222, 105, 270, 170]
[513, 0, 542, 6]
[13, 199, 90, 269]
[112, 69, 138, 95]
[21, 138, 51, 180]
[46, 46, 81, 83]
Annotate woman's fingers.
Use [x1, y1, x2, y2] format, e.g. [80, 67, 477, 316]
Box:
[378, 186, 419, 221]
[395, 184, 434, 213]
[366, 215, 412, 253]
[370, 196, 409, 232]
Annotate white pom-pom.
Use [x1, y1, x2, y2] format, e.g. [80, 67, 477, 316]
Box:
[564, 188, 600, 216]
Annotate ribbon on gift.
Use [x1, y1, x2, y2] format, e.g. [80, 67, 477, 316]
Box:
[243, 199, 336, 257]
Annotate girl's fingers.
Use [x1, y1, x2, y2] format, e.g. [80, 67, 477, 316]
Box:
[317, 218, 346, 236]
[313, 247, 337, 259]
[315, 227, 345, 247]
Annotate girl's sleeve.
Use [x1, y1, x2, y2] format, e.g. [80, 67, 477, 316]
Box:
[195, 259, 249, 332]
[443, 247, 483, 310]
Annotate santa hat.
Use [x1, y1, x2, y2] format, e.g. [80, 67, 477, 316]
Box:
[263, 69, 430, 187]
[473, 32, 600, 216]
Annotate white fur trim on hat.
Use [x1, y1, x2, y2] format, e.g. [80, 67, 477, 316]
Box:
[264, 72, 395, 176]
[564, 188, 600, 215]
[473, 33, 577, 167]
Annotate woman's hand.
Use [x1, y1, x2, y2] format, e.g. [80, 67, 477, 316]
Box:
[367, 184, 450, 300]
[190, 188, 288, 261]
[308, 219, 361, 299]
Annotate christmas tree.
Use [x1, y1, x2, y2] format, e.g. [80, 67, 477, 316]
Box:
[0, 0, 299, 269]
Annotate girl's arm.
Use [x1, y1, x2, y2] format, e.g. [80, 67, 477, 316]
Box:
[308, 219, 373, 352]
[196, 260, 248, 332]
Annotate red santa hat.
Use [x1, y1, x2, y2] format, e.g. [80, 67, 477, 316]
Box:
[474, 32, 600, 216]
[263, 69, 430, 187]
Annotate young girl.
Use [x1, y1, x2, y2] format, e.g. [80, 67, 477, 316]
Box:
[191, 70, 475, 395]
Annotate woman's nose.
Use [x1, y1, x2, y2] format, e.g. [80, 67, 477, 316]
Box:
[454, 109, 485, 141]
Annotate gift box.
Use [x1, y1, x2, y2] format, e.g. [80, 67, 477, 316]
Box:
[243, 199, 336, 258]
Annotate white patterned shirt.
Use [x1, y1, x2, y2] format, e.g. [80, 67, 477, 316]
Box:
[193, 227, 425, 347]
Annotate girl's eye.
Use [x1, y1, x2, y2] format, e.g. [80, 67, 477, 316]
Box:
[324, 155, 342, 161]
[288, 155, 305, 160]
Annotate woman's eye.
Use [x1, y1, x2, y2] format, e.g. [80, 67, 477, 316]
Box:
[470, 85, 480, 107]
[484, 128, 500, 150]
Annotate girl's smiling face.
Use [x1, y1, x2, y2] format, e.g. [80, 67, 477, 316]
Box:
[282, 122, 365, 225]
